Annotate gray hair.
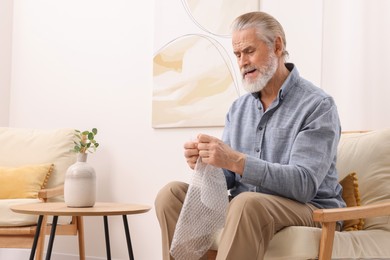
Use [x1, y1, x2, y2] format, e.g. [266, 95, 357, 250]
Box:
[231, 12, 289, 60]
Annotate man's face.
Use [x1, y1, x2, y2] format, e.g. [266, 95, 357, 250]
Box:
[232, 28, 277, 93]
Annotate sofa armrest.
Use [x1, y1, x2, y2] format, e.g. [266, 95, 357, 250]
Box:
[38, 185, 64, 201]
[312, 202, 390, 260]
[313, 202, 390, 223]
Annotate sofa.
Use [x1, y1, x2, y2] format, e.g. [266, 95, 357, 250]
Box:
[208, 129, 390, 259]
[0, 127, 79, 259]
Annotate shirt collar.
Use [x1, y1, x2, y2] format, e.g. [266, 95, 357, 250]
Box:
[278, 63, 298, 101]
[250, 63, 299, 101]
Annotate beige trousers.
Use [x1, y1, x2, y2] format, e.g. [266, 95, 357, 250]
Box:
[155, 181, 320, 260]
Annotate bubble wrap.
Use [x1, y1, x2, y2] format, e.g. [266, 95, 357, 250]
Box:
[170, 159, 229, 260]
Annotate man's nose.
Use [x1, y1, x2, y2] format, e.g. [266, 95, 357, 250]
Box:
[238, 54, 249, 68]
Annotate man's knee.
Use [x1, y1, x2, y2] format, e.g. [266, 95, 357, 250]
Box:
[154, 181, 188, 212]
[228, 192, 276, 218]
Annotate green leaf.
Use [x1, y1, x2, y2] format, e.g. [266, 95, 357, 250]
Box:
[72, 128, 99, 154]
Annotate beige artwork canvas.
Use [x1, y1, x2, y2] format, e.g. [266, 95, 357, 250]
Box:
[152, 0, 260, 128]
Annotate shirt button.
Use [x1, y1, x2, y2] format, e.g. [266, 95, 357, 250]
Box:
[259, 126, 263, 131]
[255, 148, 260, 152]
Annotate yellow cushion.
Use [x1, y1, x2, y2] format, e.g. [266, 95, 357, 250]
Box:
[0, 164, 53, 199]
[339, 172, 364, 231]
[0, 127, 77, 190]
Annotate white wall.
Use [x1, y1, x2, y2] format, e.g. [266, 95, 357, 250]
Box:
[7, 0, 219, 259]
[2, 0, 390, 259]
[322, 0, 390, 130]
[0, 0, 12, 126]
[261, 0, 323, 87]
[5, 0, 322, 259]
[9, 0, 170, 259]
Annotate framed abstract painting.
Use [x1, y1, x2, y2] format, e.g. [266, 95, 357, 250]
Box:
[153, 0, 260, 128]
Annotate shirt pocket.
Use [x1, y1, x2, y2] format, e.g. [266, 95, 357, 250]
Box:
[267, 127, 295, 164]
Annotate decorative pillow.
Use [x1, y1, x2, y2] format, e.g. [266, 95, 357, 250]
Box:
[339, 172, 364, 231]
[0, 164, 54, 199]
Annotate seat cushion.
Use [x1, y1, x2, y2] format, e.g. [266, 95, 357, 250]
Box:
[211, 226, 390, 259]
[0, 199, 71, 227]
[0, 199, 42, 226]
[264, 226, 390, 260]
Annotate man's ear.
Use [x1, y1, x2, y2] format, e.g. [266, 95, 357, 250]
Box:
[274, 36, 284, 57]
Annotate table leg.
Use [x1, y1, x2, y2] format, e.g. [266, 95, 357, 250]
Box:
[30, 215, 44, 260]
[45, 216, 58, 260]
[103, 216, 111, 260]
[36, 215, 48, 260]
[122, 215, 134, 260]
[76, 216, 85, 260]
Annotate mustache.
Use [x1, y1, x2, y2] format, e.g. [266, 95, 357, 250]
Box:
[241, 66, 257, 77]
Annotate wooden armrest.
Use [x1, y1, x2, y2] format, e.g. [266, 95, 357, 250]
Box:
[38, 185, 64, 201]
[313, 202, 390, 260]
[313, 202, 390, 223]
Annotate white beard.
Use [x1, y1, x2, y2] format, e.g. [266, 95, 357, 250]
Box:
[242, 52, 278, 93]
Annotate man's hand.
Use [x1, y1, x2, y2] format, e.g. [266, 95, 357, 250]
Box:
[197, 134, 246, 175]
[184, 140, 199, 170]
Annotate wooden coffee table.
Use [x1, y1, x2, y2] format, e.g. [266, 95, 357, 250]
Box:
[11, 202, 151, 260]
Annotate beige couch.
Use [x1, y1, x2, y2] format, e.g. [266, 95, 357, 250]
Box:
[0, 127, 78, 259]
[209, 129, 390, 259]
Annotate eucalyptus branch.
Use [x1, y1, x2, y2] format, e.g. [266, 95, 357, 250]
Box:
[72, 128, 99, 154]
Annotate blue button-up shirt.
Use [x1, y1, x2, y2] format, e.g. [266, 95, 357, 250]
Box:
[223, 63, 345, 209]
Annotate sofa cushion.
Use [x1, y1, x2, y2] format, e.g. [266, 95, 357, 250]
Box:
[0, 199, 42, 226]
[264, 226, 390, 259]
[339, 172, 364, 231]
[337, 129, 390, 231]
[0, 199, 71, 227]
[0, 164, 53, 199]
[0, 127, 76, 191]
[211, 226, 390, 259]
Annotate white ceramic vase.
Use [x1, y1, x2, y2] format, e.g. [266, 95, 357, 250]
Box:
[64, 153, 96, 207]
